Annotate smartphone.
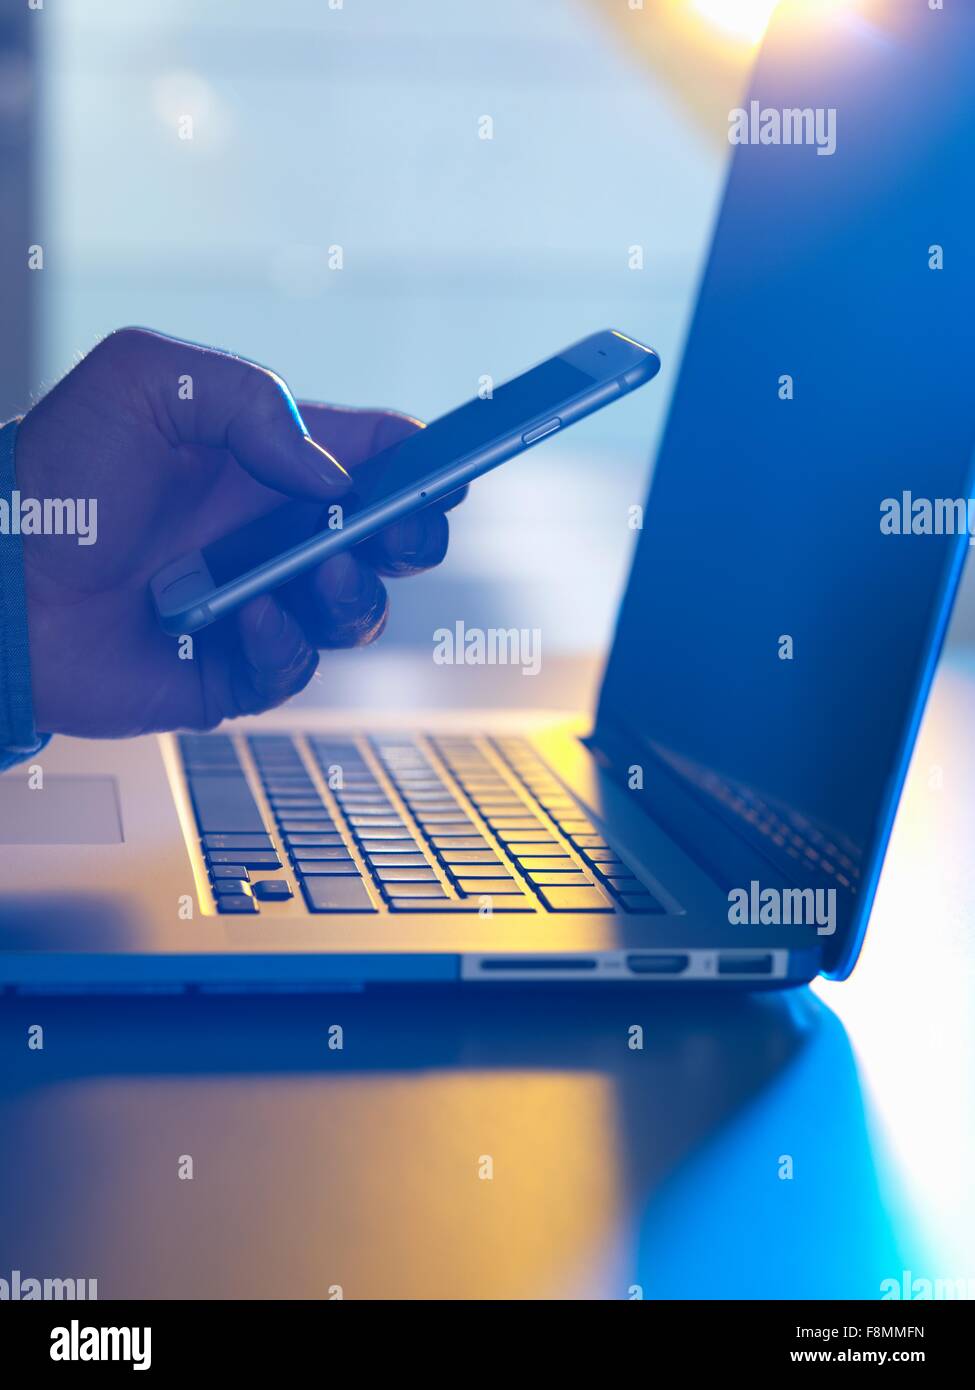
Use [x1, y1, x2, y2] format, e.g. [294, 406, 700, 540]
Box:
[151, 329, 660, 635]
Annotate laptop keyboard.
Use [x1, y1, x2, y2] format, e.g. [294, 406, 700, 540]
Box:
[177, 732, 668, 917]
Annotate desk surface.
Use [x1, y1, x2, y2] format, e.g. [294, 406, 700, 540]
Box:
[1, 650, 972, 1300]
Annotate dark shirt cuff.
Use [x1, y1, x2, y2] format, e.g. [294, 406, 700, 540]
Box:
[0, 417, 49, 771]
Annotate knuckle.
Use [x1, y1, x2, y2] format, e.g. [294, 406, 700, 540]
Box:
[96, 326, 148, 359]
[248, 367, 291, 420]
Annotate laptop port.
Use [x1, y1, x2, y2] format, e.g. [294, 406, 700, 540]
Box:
[717, 953, 774, 976]
[479, 958, 598, 972]
[627, 953, 689, 975]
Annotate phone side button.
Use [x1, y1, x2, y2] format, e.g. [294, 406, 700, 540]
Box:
[522, 417, 561, 445]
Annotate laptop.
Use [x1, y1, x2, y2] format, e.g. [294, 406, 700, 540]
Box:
[2, 0, 973, 991]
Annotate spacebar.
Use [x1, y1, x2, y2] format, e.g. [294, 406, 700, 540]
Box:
[301, 878, 378, 913]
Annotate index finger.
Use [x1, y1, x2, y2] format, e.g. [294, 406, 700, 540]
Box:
[297, 401, 468, 512]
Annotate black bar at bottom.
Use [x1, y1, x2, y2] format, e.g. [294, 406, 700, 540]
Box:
[1, 1297, 967, 1374]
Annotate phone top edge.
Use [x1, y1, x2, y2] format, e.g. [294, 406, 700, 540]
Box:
[609, 328, 656, 354]
[560, 329, 660, 383]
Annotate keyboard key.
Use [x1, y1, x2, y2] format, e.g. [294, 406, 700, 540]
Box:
[430, 836, 490, 850]
[438, 850, 504, 865]
[364, 853, 429, 869]
[286, 839, 351, 850]
[209, 864, 250, 882]
[417, 821, 477, 837]
[380, 880, 449, 899]
[619, 894, 666, 914]
[373, 867, 441, 883]
[293, 861, 361, 876]
[569, 835, 608, 848]
[276, 819, 338, 833]
[446, 861, 512, 878]
[207, 849, 282, 870]
[291, 849, 354, 866]
[484, 811, 545, 822]
[581, 849, 626, 865]
[456, 878, 525, 896]
[493, 828, 559, 843]
[604, 876, 643, 893]
[217, 894, 259, 914]
[524, 871, 593, 887]
[202, 834, 275, 852]
[189, 775, 266, 833]
[212, 878, 251, 896]
[282, 834, 345, 848]
[301, 878, 377, 912]
[253, 879, 294, 901]
[511, 856, 575, 870]
[534, 885, 613, 912]
[355, 832, 417, 847]
[346, 816, 408, 829]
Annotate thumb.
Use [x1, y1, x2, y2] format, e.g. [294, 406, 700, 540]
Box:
[230, 595, 319, 715]
[103, 327, 351, 499]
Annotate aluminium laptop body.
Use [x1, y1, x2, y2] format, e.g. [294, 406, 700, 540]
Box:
[1, 0, 973, 991]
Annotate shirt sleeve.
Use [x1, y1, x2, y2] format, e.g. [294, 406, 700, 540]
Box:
[0, 417, 50, 771]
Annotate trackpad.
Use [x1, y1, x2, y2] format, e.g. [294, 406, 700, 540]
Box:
[0, 775, 123, 844]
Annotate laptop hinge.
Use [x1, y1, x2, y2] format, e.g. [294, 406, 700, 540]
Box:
[581, 719, 793, 895]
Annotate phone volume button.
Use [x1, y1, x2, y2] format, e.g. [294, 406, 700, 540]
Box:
[522, 417, 562, 445]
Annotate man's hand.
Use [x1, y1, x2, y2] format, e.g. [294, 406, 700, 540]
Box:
[15, 327, 458, 737]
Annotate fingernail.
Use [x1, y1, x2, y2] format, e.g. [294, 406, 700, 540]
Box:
[335, 555, 369, 603]
[304, 435, 350, 484]
[398, 515, 425, 554]
[256, 597, 287, 640]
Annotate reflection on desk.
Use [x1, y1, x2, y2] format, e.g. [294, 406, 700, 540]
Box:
[0, 987, 918, 1299]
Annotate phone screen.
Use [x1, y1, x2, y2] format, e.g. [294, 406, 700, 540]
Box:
[201, 355, 594, 588]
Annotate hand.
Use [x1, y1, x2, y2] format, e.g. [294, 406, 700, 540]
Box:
[15, 327, 460, 737]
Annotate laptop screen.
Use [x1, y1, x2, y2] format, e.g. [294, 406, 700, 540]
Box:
[596, 0, 975, 972]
